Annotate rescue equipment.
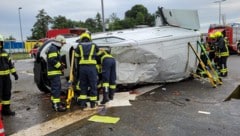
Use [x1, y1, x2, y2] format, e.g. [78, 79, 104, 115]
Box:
[66, 50, 75, 109]
[197, 41, 222, 85]
[188, 42, 217, 88]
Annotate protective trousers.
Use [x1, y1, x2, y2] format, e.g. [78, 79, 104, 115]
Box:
[0, 75, 12, 103]
[219, 56, 228, 77]
[102, 58, 116, 99]
[78, 65, 98, 106]
[49, 76, 61, 102]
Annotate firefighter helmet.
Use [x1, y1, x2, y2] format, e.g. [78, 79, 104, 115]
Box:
[209, 33, 215, 39]
[214, 31, 223, 38]
[80, 32, 91, 42]
[55, 35, 66, 44]
[0, 34, 4, 42]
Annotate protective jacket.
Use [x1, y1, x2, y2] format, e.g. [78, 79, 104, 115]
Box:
[0, 49, 16, 75]
[47, 43, 63, 77]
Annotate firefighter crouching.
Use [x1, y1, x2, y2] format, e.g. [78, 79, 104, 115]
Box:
[75, 32, 99, 109]
[214, 31, 229, 77]
[0, 34, 18, 116]
[47, 35, 67, 112]
[97, 49, 117, 104]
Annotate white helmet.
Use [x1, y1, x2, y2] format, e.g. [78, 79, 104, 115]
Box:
[0, 34, 4, 42]
[55, 35, 66, 44]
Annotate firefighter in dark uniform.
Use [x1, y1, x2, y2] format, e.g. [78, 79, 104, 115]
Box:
[97, 49, 116, 104]
[47, 35, 67, 112]
[0, 34, 18, 116]
[207, 33, 217, 62]
[75, 32, 99, 109]
[214, 31, 229, 77]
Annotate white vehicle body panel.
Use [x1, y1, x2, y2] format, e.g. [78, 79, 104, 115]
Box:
[39, 8, 201, 86]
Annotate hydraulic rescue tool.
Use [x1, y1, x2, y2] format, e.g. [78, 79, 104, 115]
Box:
[197, 41, 222, 85]
[66, 50, 75, 109]
[188, 42, 217, 88]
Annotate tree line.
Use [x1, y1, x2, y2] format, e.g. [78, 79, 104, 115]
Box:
[28, 4, 162, 40]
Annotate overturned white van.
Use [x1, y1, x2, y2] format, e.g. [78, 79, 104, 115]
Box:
[34, 8, 201, 93]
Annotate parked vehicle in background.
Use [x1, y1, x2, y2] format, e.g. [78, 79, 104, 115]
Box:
[29, 42, 40, 59]
[46, 28, 87, 38]
[207, 23, 240, 54]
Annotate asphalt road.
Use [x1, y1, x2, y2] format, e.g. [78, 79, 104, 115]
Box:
[4, 55, 240, 136]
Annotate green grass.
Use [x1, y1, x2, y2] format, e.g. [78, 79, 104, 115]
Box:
[10, 53, 31, 60]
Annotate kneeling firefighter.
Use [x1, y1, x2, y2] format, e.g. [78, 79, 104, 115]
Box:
[97, 49, 116, 104]
[0, 34, 18, 116]
[46, 35, 67, 112]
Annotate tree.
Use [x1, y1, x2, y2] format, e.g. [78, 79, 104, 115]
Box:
[124, 4, 155, 26]
[95, 12, 102, 32]
[5, 35, 16, 41]
[30, 9, 52, 40]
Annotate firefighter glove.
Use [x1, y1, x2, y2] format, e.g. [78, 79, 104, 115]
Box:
[12, 73, 19, 80]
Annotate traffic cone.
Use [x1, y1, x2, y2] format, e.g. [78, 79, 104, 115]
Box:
[0, 105, 5, 136]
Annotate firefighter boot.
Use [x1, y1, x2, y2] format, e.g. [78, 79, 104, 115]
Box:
[52, 102, 67, 112]
[90, 101, 97, 108]
[2, 105, 15, 116]
[109, 90, 115, 100]
[100, 87, 109, 104]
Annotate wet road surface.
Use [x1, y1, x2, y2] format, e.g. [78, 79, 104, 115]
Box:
[4, 55, 240, 136]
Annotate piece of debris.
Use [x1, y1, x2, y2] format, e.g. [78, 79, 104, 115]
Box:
[198, 111, 211, 115]
[88, 115, 120, 124]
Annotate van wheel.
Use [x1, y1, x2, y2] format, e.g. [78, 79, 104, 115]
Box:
[33, 58, 51, 93]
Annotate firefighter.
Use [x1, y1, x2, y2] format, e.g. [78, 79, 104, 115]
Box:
[0, 34, 18, 116]
[207, 33, 217, 63]
[46, 35, 67, 112]
[97, 49, 116, 104]
[214, 31, 229, 77]
[75, 32, 99, 109]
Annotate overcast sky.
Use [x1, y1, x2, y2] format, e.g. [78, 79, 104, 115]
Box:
[0, 0, 239, 41]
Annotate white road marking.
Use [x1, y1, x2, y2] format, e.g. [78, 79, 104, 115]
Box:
[10, 110, 98, 136]
[10, 85, 160, 136]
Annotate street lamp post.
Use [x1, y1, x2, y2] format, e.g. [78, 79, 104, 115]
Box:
[214, 0, 226, 25]
[101, 0, 105, 32]
[18, 7, 23, 42]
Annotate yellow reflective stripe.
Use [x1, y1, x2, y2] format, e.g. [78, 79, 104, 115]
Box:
[2, 100, 10, 105]
[48, 52, 58, 58]
[79, 46, 84, 59]
[79, 44, 96, 64]
[110, 85, 116, 89]
[101, 54, 113, 63]
[96, 64, 102, 73]
[0, 70, 10, 75]
[79, 60, 96, 64]
[10, 68, 16, 73]
[0, 53, 8, 56]
[89, 45, 95, 60]
[220, 52, 229, 56]
[103, 82, 109, 87]
[78, 95, 87, 100]
[47, 70, 62, 76]
[89, 96, 97, 101]
[52, 98, 60, 103]
[54, 62, 61, 68]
